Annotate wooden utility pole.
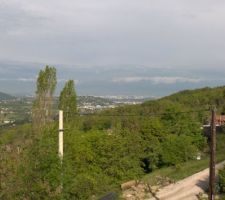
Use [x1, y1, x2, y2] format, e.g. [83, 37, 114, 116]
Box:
[59, 110, 63, 161]
[209, 108, 216, 200]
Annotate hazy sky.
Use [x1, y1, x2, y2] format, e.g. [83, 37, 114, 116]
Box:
[1, 0, 225, 96]
[1, 0, 225, 68]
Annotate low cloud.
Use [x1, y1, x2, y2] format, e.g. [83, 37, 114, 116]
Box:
[18, 78, 36, 82]
[58, 78, 79, 84]
[0, 78, 35, 82]
[0, 77, 80, 84]
[113, 76, 202, 84]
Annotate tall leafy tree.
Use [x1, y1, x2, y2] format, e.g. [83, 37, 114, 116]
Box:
[32, 66, 57, 131]
[59, 80, 77, 121]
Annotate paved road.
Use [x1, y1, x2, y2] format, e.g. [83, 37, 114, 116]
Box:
[149, 161, 225, 200]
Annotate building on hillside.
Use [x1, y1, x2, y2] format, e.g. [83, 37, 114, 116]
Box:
[203, 115, 225, 127]
[215, 115, 225, 126]
[202, 115, 225, 138]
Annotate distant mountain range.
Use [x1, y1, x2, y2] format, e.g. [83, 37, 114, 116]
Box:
[1, 60, 225, 97]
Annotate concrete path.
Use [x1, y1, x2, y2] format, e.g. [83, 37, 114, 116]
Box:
[149, 161, 225, 200]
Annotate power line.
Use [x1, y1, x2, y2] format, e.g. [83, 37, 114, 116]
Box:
[60, 109, 210, 117]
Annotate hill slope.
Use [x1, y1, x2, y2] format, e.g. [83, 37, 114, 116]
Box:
[107, 86, 225, 116]
[162, 86, 225, 109]
[0, 91, 15, 100]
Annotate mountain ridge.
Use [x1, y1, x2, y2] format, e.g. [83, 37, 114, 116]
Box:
[107, 85, 225, 116]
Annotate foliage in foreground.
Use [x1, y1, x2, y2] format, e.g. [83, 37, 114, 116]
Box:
[0, 111, 207, 199]
[2, 85, 225, 199]
[218, 135, 225, 194]
[219, 167, 225, 194]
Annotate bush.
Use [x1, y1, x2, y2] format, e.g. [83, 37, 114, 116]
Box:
[219, 167, 225, 193]
[161, 135, 198, 165]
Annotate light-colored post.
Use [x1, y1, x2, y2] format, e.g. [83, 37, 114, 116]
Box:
[59, 110, 63, 161]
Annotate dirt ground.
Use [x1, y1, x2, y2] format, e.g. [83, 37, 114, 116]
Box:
[122, 161, 225, 200]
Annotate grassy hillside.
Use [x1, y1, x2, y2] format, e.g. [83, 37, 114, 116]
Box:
[1, 86, 225, 199]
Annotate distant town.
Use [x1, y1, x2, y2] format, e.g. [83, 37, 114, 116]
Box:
[0, 95, 152, 126]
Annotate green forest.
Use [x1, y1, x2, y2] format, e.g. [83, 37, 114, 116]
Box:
[0, 66, 225, 199]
